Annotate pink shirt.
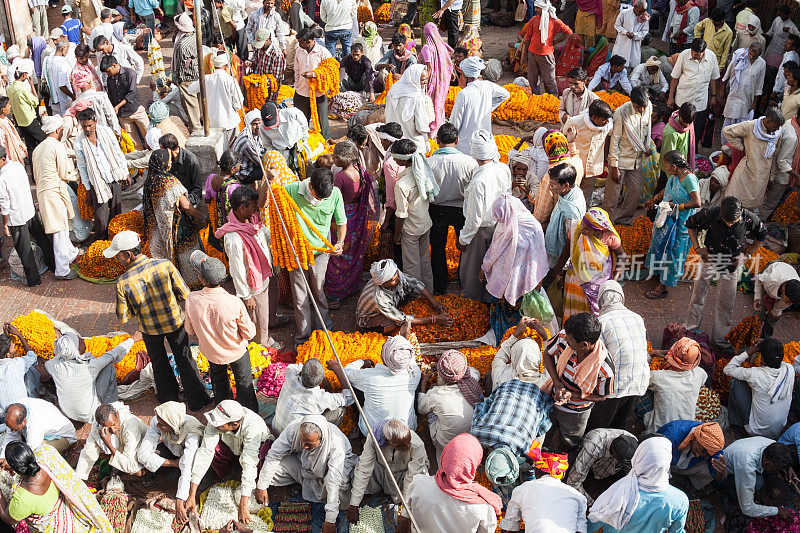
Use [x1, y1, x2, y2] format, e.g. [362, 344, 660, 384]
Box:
[293, 43, 332, 98]
[184, 286, 256, 365]
[382, 151, 401, 210]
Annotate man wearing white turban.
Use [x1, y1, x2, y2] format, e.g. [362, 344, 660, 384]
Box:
[341, 325, 422, 435]
[490, 317, 550, 391]
[458, 129, 512, 302]
[355, 259, 452, 333]
[45, 331, 141, 423]
[384, 64, 434, 154]
[588, 436, 689, 531]
[32, 114, 82, 279]
[449, 58, 510, 155]
[188, 50, 244, 147]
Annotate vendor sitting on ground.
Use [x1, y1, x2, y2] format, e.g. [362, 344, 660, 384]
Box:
[657, 420, 727, 493]
[75, 402, 148, 480]
[564, 428, 638, 505]
[753, 261, 800, 338]
[355, 258, 452, 333]
[347, 418, 429, 523]
[489, 316, 550, 392]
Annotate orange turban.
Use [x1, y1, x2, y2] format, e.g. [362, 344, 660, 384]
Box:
[664, 337, 701, 371]
[678, 422, 725, 455]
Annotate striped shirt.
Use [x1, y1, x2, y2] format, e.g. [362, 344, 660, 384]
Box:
[355, 274, 425, 328]
[546, 333, 615, 412]
[172, 33, 199, 84]
[0, 351, 37, 411]
[116, 256, 190, 335]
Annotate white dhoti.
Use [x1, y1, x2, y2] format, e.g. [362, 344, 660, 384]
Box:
[53, 229, 79, 276]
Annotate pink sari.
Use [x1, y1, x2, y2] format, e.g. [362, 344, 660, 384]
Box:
[419, 23, 453, 136]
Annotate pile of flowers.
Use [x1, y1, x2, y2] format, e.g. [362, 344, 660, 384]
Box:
[499, 325, 547, 349]
[785, 341, 800, 365]
[374, 3, 391, 22]
[244, 74, 279, 112]
[746, 246, 780, 275]
[695, 386, 721, 422]
[595, 91, 630, 110]
[308, 58, 340, 133]
[460, 344, 499, 377]
[196, 342, 273, 390]
[75, 241, 127, 280]
[444, 85, 460, 116]
[495, 86, 561, 123]
[771, 190, 799, 225]
[373, 73, 395, 105]
[108, 211, 146, 241]
[615, 216, 653, 256]
[77, 184, 94, 221]
[401, 294, 490, 343]
[445, 227, 460, 281]
[725, 315, 763, 352]
[649, 356, 666, 370]
[748, 508, 800, 532]
[495, 134, 528, 163]
[84, 334, 147, 382]
[357, 2, 373, 23]
[10, 311, 57, 358]
[266, 185, 335, 271]
[277, 85, 295, 103]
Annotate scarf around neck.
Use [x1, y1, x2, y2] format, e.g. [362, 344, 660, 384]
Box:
[215, 211, 273, 291]
[753, 117, 781, 158]
[667, 110, 696, 170]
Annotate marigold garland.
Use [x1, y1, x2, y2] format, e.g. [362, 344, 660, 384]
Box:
[400, 294, 490, 343]
[594, 91, 631, 110]
[11, 311, 56, 359]
[267, 185, 335, 271]
[373, 73, 395, 106]
[357, 3, 373, 23]
[84, 335, 147, 382]
[495, 135, 528, 163]
[108, 211, 146, 241]
[771, 190, 799, 225]
[75, 240, 127, 280]
[308, 58, 340, 133]
[118, 131, 135, 154]
[277, 85, 295, 103]
[244, 74, 278, 112]
[374, 3, 391, 23]
[725, 315, 764, 352]
[746, 246, 780, 275]
[445, 226, 460, 281]
[77, 184, 94, 221]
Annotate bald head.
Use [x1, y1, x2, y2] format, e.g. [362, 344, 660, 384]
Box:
[6, 403, 27, 431]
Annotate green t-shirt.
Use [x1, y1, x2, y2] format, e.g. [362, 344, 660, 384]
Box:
[659, 125, 690, 172]
[9, 481, 59, 522]
[283, 180, 346, 253]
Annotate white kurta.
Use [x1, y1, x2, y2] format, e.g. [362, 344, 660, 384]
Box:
[449, 80, 510, 155]
[723, 49, 766, 120]
[400, 475, 498, 533]
[723, 120, 779, 210]
[611, 6, 649, 68]
[765, 17, 800, 63]
[188, 69, 244, 130]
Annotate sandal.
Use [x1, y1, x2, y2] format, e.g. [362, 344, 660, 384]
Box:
[645, 289, 669, 299]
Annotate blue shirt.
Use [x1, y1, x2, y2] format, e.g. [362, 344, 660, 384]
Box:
[127, 0, 159, 16]
[0, 351, 37, 411]
[657, 419, 723, 477]
[60, 18, 82, 44]
[589, 487, 689, 533]
[779, 422, 800, 459]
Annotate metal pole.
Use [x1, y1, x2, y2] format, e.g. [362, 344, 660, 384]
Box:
[193, 5, 210, 136]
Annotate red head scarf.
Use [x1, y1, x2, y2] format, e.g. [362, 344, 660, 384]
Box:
[435, 434, 502, 514]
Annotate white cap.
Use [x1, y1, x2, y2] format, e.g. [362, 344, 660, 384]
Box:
[102, 230, 141, 258]
[205, 400, 245, 427]
[49, 28, 64, 40]
[61, 5, 72, 14]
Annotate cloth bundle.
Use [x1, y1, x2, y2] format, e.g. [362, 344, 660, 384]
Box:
[329, 91, 366, 120]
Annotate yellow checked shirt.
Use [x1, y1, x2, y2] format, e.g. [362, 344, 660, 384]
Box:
[694, 19, 734, 72]
[116, 256, 190, 335]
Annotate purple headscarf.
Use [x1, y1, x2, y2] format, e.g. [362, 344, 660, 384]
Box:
[419, 23, 453, 136]
[30, 36, 47, 78]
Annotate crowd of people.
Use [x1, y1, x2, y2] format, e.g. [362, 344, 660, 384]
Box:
[0, 0, 798, 531]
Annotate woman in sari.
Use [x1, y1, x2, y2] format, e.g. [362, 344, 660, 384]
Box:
[204, 150, 243, 252]
[325, 139, 379, 306]
[398, 24, 418, 55]
[458, 26, 482, 57]
[143, 149, 207, 288]
[644, 150, 701, 299]
[0, 442, 113, 533]
[532, 130, 584, 224]
[563, 207, 625, 319]
[419, 23, 453, 137]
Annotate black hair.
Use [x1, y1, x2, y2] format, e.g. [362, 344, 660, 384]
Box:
[0, 96, 9, 109]
[5, 442, 40, 478]
[610, 434, 638, 463]
[159, 133, 179, 150]
[710, 8, 725, 22]
[346, 123, 368, 146]
[99, 55, 119, 72]
[310, 25, 324, 39]
[765, 106, 786, 127]
[690, 39, 707, 53]
[391, 138, 417, 156]
[760, 338, 785, 369]
[609, 55, 626, 67]
[437, 122, 459, 144]
[310, 167, 335, 198]
[788, 67, 800, 87]
[785, 279, 800, 305]
[789, 35, 800, 50]
[296, 27, 315, 41]
[391, 32, 406, 46]
[549, 162, 577, 187]
[77, 108, 97, 122]
[376, 122, 402, 139]
[678, 102, 697, 124]
[763, 442, 793, 471]
[453, 46, 468, 56]
[92, 35, 109, 50]
[588, 99, 613, 120]
[219, 150, 241, 173]
[780, 4, 791, 15]
[95, 403, 118, 425]
[720, 196, 743, 223]
[13, 70, 25, 80]
[127, 246, 142, 256]
[630, 86, 649, 107]
[75, 43, 91, 57]
[563, 312, 602, 344]
[567, 67, 587, 81]
[663, 149, 689, 169]
[784, 60, 800, 71]
[0, 333, 10, 359]
[351, 42, 364, 53]
[211, 33, 224, 46]
[229, 185, 259, 210]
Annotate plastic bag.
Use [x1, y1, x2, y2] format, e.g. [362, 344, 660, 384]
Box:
[515, 0, 527, 21]
[654, 201, 673, 228]
[521, 288, 555, 324]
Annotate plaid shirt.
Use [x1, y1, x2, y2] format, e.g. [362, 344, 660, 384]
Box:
[599, 308, 650, 398]
[564, 428, 635, 506]
[116, 256, 190, 335]
[471, 379, 553, 456]
[250, 48, 286, 85]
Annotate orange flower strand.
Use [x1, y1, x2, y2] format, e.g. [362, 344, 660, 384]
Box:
[11, 311, 57, 359]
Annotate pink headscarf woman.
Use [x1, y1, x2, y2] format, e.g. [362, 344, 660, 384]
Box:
[435, 433, 502, 514]
[419, 22, 454, 135]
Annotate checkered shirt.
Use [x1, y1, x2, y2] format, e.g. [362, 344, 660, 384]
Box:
[599, 308, 650, 398]
[471, 379, 554, 456]
[250, 48, 286, 85]
[116, 256, 190, 335]
[564, 427, 635, 505]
